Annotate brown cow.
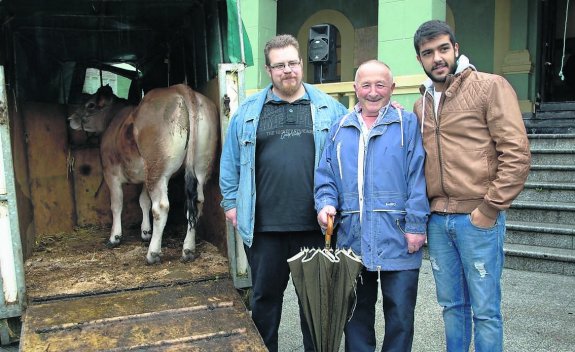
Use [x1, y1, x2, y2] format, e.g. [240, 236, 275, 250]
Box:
[69, 84, 218, 264]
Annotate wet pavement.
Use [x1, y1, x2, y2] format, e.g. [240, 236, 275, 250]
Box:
[278, 259, 575, 351]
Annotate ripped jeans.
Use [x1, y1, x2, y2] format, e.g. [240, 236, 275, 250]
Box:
[427, 212, 506, 352]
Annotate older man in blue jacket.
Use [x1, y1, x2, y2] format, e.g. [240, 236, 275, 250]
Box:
[315, 60, 430, 352]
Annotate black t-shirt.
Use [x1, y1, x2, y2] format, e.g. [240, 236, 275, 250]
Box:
[254, 91, 320, 232]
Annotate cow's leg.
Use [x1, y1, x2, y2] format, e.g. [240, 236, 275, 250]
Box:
[139, 187, 152, 241]
[146, 178, 170, 264]
[107, 178, 124, 247]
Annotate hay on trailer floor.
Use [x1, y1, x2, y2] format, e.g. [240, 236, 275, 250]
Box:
[24, 225, 229, 299]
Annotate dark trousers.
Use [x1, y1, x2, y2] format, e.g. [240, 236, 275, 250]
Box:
[345, 268, 420, 352]
[245, 231, 323, 352]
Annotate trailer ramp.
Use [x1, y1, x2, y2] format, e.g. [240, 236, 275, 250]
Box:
[20, 278, 265, 351]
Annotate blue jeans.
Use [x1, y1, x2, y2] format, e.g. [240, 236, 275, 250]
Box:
[427, 212, 506, 352]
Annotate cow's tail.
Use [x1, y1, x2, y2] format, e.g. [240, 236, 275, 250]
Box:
[176, 84, 200, 228]
[175, 84, 198, 168]
[185, 170, 199, 228]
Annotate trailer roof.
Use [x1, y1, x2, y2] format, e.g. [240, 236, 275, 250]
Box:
[0, 0, 252, 101]
[0, 0, 250, 64]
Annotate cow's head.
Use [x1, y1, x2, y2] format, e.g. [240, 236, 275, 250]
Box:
[68, 85, 119, 133]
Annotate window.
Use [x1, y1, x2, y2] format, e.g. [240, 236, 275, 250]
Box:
[82, 63, 139, 99]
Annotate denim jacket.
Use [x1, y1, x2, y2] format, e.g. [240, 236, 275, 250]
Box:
[314, 105, 430, 271]
[219, 83, 348, 247]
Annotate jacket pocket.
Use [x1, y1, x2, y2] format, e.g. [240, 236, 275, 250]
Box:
[315, 118, 332, 132]
[372, 195, 408, 259]
[339, 192, 360, 213]
[239, 136, 255, 165]
[444, 149, 490, 196]
[337, 212, 361, 253]
[372, 192, 407, 212]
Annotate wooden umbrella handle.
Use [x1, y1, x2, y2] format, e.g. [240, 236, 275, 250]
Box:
[325, 214, 334, 250]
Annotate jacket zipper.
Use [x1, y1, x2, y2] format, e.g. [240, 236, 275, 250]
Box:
[428, 91, 449, 212]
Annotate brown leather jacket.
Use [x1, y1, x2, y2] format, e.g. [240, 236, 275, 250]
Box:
[413, 61, 531, 220]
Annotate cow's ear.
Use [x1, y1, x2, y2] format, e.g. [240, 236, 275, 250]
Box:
[98, 85, 114, 97]
[96, 86, 114, 108]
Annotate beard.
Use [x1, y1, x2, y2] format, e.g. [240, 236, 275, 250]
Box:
[423, 58, 457, 83]
[272, 75, 302, 98]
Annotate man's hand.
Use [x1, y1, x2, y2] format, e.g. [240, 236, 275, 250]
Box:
[405, 233, 426, 253]
[391, 100, 404, 110]
[317, 205, 337, 230]
[225, 208, 238, 227]
[470, 208, 496, 228]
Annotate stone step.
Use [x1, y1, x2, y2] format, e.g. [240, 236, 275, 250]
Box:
[508, 200, 575, 225]
[424, 242, 575, 276]
[527, 165, 575, 182]
[535, 110, 575, 119]
[538, 102, 575, 112]
[506, 221, 575, 250]
[529, 149, 575, 165]
[503, 243, 575, 276]
[527, 134, 575, 149]
[524, 118, 575, 134]
[497, 130, 575, 275]
[525, 105, 575, 134]
[517, 182, 575, 203]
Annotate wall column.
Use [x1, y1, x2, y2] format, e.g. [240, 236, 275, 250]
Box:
[240, 0, 277, 90]
[498, 0, 533, 112]
[377, 0, 446, 106]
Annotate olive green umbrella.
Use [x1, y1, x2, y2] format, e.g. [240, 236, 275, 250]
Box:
[287, 216, 363, 352]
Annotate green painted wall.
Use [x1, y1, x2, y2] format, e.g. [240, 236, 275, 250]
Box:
[242, 0, 542, 108]
[447, 0, 495, 73]
[276, 0, 499, 81]
[276, 0, 378, 36]
[378, 0, 446, 76]
[377, 0, 447, 108]
[241, 0, 277, 90]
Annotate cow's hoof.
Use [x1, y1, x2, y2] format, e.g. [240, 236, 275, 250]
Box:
[141, 229, 152, 242]
[181, 249, 198, 262]
[146, 251, 162, 265]
[106, 235, 122, 248]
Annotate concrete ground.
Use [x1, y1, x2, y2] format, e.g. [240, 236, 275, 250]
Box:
[278, 259, 575, 352]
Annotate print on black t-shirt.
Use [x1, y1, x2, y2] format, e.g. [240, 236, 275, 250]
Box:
[254, 98, 320, 232]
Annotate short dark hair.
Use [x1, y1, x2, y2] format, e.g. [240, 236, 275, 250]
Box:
[264, 34, 300, 65]
[413, 20, 456, 55]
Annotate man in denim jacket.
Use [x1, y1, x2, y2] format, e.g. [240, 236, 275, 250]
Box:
[315, 60, 429, 352]
[219, 34, 348, 352]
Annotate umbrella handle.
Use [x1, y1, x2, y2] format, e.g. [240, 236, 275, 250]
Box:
[325, 214, 334, 250]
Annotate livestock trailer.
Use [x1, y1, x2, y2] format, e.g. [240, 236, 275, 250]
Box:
[0, 0, 258, 350]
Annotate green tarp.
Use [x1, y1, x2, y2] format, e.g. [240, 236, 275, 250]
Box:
[226, 0, 254, 66]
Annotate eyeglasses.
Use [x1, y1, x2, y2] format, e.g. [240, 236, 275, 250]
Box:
[268, 60, 302, 71]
